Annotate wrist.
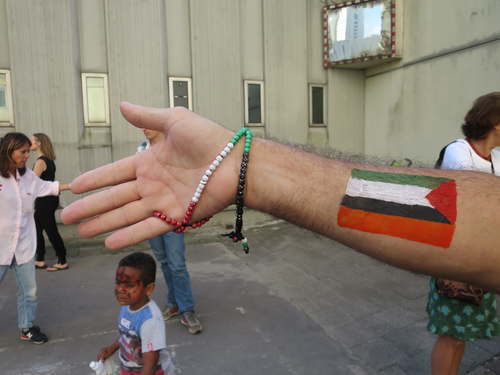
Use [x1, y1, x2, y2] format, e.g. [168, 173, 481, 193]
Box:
[245, 138, 290, 212]
[245, 139, 348, 236]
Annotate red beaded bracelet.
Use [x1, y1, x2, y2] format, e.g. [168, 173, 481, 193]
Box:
[152, 128, 250, 233]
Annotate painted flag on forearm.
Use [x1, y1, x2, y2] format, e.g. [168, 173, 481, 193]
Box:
[337, 169, 457, 248]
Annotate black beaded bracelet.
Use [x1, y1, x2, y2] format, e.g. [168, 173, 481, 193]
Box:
[222, 129, 252, 253]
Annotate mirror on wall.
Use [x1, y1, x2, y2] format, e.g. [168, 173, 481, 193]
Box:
[323, 0, 398, 68]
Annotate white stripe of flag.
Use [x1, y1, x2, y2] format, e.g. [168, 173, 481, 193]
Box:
[346, 177, 433, 208]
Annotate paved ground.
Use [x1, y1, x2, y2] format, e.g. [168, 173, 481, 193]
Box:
[1, 220, 500, 374]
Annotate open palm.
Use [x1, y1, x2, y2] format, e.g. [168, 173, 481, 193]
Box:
[61, 103, 242, 249]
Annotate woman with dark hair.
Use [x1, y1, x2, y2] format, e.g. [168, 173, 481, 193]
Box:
[0, 132, 70, 344]
[427, 92, 500, 374]
[31, 133, 69, 271]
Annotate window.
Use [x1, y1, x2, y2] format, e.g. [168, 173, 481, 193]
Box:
[81, 73, 110, 126]
[169, 77, 192, 110]
[0, 70, 14, 126]
[244, 80, 264, 125]
[309, 85, 326, 126]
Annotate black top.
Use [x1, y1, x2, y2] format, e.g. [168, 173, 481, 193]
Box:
[35, 156, 58, 209]
[37, 156, 56, 181]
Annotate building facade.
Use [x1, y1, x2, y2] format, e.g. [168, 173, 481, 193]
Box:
[0, 0, 499, 209]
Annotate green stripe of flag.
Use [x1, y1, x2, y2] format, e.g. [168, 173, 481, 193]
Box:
[351, 169, 450, 189]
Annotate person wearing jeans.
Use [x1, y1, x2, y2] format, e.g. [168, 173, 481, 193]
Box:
[0, 258, 37, 330]
[149, 232, 202, 334]
[137, 129, 202, 335]
[0, 133, 70, 344]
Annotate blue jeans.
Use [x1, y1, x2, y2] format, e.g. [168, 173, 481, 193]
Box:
[149, 232, 195, 313]
[0, 257, 37, 329]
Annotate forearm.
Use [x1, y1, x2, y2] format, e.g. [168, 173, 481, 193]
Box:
[58, 183, 71, 192]
[246, 138, 347, 238]
[98, 340, 119, 360]
[109, 341, 120, 352]
[140, 351, 159, 375]
[246, 138, 500, 292]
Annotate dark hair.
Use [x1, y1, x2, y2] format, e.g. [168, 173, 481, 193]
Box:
[118, 252, 156, 285]
[462, 92, 500, 140]
[0, 132, 32, 178]
[33, 133, 56, 160]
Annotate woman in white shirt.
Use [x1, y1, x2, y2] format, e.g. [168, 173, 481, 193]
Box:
[427, 92, 500, 375]
[0, 132, 70, 344]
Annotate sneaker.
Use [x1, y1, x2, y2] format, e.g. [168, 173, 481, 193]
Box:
[20, 326, 48, 344]
[180, 311, 202, 334]
[162, 305, 180, 321]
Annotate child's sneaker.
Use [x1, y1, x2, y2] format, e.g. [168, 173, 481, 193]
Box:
[162, 305, 180, 321]
[180, 311, 202, 334]
[20, 326, 48, 344]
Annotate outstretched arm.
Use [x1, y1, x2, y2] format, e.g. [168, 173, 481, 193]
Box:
[58, 183, 71, 192]
[62, 102, 500, 292]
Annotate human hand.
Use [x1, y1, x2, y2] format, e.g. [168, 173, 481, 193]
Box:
[97, 343, 118, 361]
[61, 102, 242, 249]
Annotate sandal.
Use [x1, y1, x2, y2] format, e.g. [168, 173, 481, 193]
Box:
[47, 263, 69, 272]
[35, 262, 47, 269]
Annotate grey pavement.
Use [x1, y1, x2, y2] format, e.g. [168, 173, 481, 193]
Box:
[1, 220, 500, 374]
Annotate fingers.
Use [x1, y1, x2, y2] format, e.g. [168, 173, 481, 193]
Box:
[61, 180, 140, 224]
[77, 198, 150, 238]
[69, 155, 137, 195]
[104, 217, 172, 250]
[120, 102, 177, 132]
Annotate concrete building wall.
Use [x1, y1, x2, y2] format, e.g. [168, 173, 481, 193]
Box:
[329, 69, 365, 154]
[79, 0, 107, 73]
[364, 0, 500, 164]
[106, 0, 168, 160]
[0, 0, 499, 208]
[190, 0, 242, 130]
[263, 0, 309, 144]
[240, 0, 264, 81]
[77, 0, 112, 180]
[0, 0, 10, 68]
[165, 0, 192, 77]
[0, 0, 328, 208]
[4, 0, 82, 192]
[307, 0, 329, 148]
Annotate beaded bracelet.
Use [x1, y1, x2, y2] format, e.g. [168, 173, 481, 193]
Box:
[153, 128, 253, 252]
[222, 129, 252, 253]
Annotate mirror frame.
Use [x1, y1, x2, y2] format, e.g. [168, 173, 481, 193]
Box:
[322, 0, 398, 68]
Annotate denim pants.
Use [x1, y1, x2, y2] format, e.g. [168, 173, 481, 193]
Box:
[149, 232, 195, 313]
[0, 257, 37, 329]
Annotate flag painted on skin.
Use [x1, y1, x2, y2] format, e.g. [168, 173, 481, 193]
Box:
[337, 169, 457, 248]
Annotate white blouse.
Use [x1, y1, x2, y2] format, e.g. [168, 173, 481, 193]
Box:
[0, 168, 59, 265]
[441, 139, 500, 175]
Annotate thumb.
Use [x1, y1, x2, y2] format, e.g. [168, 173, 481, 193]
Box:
[120, 102, 174, 133]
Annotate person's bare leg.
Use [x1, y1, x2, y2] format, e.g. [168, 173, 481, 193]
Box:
[449, 337, 465, 375]
[431, 335, 465, 375]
